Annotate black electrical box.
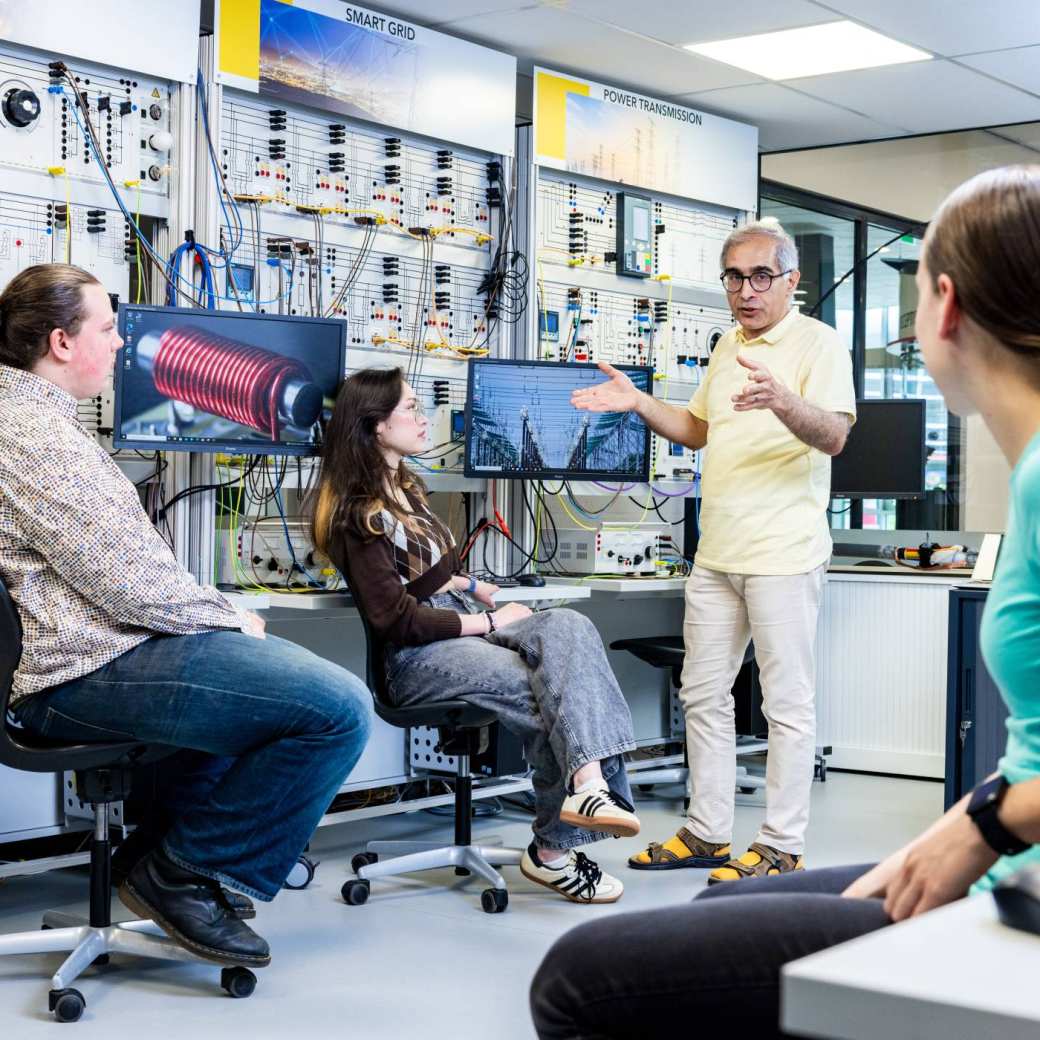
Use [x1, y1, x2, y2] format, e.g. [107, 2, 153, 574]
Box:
[616, 191, 653, 278]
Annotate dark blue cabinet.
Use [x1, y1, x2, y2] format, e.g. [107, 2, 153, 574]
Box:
[945, 588, 1008, 809]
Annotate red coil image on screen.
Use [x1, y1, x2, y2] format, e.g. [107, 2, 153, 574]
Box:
[150, 328, 316, 441]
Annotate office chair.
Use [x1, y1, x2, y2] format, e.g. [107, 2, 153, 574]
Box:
[340, 581, 523, 914]
[612, 637, 768, 796]
[613, 636, 830, 793]
[0, 578, 257, 1021]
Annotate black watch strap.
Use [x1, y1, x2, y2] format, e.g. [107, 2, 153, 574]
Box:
[968, 777, 1030, 856]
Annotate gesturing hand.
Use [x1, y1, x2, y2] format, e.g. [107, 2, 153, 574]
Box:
[571, 362, 642, 414]
[732, 353, 793, 413]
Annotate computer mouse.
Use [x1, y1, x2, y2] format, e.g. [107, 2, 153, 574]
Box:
[993, 863, 1040, 936]
[516, 574, 546, 587]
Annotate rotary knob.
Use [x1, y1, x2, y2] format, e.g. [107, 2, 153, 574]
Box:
[3, 87, 41, 128]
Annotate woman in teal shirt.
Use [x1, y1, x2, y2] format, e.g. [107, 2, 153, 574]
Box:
[531, 164, 1040, 1039]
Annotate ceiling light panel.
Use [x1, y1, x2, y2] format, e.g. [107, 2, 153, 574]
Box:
[684, 21, 931, 81]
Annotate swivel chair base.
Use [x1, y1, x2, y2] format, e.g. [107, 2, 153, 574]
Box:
[356, 841, 523, 901]
[0, 915, 256, 1020]
[343, 749, 524, 914]
[0, 804, 257, 1021]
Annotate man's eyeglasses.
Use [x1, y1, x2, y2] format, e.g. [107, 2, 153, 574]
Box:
[720, 269, 793, 293]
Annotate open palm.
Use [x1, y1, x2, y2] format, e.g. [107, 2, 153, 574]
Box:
[571, 362, 641, 413]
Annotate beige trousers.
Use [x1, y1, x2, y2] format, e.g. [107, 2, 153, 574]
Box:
[678, 564, 826, 854]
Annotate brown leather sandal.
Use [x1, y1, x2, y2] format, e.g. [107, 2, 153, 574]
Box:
[628, 827, 731, 871]
[707, 842, 805, 884]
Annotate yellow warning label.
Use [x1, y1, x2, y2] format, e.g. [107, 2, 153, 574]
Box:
[151, 88, 161, 98]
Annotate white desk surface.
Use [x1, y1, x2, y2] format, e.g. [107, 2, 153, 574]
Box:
[540, 568, 973, 596]
[222, 591, 270, 610]
[247, 583, 591, 611]
[544, 575, 687, 594]
[782, 895, 1040, 1040]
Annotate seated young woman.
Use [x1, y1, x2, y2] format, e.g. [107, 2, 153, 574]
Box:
[312, 366, 642, 903]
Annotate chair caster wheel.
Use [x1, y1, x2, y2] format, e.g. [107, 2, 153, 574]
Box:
[49, 987, 86, 1022]
[283, 854, 318, 890]
[738, 786, 757, 794]
[481, 888, 508, 914]
[351, 852, 378, 874]
[221, 966, 257, 999]
[342, 879, 370, 905]
[455, 866, 471, 877]
[637, 783, 654, 794]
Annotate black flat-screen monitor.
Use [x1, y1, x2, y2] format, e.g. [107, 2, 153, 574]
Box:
[465, 358, 653, 481]
[113, 305, 346, 456]
[831, 399, 927, 498]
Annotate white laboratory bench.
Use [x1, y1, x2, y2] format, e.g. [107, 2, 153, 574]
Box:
[782, 894, 1040, 1039]
[245, 583, 590, 611]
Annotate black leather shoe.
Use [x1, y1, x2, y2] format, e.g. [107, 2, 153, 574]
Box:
[118, 850, 271, 967]
[112, 838, 256, 920]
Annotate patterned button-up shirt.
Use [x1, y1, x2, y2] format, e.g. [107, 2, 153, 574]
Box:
[0, 364, 243, 705]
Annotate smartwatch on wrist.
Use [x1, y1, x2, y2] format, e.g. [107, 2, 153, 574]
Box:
[967, 776, 1030, 856]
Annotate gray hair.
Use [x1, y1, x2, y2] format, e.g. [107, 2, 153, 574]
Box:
[720, 218, 799, 275]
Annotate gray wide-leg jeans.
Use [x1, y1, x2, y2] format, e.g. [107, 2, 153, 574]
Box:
[386, 599, 637, 850]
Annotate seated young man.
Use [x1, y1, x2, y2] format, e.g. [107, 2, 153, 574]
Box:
[0, 264, 372, 968]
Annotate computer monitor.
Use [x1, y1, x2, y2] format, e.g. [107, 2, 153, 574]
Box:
[113, 305, 347, 456]
[464, 359, 653, 481]
[831, 399, 927, 498]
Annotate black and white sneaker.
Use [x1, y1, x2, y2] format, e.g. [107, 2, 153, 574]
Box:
[520, 844, 624, 904]
[559, 786, 641, 837]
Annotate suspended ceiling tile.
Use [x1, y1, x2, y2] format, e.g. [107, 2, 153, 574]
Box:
[987, 121, 1040, 150]
[562, 0, 832, 47]
[819, 0, 1040, 56]
[786, 60, 1040, 134]
[957, 46, 1040, 96]
[441, 7, 765, 94]
[678, 82, 907, 151]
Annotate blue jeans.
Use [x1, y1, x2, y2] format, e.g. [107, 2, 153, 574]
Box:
[388, 599, 636, 850]
[14, 631, 372, 901]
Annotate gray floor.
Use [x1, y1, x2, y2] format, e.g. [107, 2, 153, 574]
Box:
[0, 771, 943, 1037]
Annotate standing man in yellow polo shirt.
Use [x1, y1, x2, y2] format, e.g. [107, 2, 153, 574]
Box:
[572, 218, 856, 882]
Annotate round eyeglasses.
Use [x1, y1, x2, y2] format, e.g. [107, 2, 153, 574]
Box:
[394, 399, 426, 419]
[720, 269, 793, 293]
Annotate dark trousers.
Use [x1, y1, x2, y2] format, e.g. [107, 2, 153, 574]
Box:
[530, 864, 890, 1039]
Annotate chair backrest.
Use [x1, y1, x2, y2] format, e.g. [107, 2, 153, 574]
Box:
[0, 574, 23, 712]
[336, 571, 498, 733]
[336, 571, 391, 705]
[0, 575, 172, 774]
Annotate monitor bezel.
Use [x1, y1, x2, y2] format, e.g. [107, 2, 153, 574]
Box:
[463, 357, 654, 482]
[112, 304, 347, 457]
[830, 399, 928, 499]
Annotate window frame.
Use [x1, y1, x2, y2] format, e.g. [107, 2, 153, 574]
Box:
[758, 181, 957, 531]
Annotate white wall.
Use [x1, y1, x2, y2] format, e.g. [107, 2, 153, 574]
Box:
[761, 125, 1040, 223]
